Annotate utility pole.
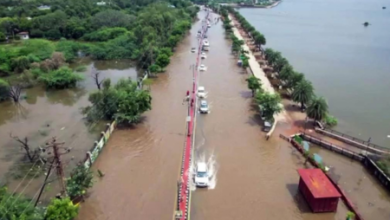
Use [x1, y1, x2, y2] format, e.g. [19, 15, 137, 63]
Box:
[46, 137, 68, 196]
[34, 159, 55, 207]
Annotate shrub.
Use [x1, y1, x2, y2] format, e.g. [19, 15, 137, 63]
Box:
[0, 32, 6, 42]
[0, 79, 10, 102]
[324, 114, 338, 127]
[66, 165, 94, 199]
[19, 39, 54, 60]
[82, 27, 128, 42]
[55, 40, 83, 62]
[11, 56, 30, 72]
[45, 197, 79, 220]
[294, 135, 303, 144]
[38, 67, 84, 89]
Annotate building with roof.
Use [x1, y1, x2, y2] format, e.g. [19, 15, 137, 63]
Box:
[297, 169, 341, 213]
[17, 32, 29, 40]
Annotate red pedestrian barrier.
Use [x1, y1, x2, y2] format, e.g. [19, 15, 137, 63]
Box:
[176, 11, 210, 220]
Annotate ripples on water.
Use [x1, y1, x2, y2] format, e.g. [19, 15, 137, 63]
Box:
[191, 152, 218, 191]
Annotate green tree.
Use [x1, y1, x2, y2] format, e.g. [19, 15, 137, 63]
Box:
[45, 197, 79, 220]
[253, 31, 266, 48]
[0, 186, 44, 220]
[255, 92, 282, 121]
[264, 48, 281, 67]
[156, 54, 170, 69]
[66, 165, 94, 199]
[0, 79, 9, 102]
[0, 32, 6, 42]
[92, 9, 134, 29]
[292, 80, 314, 110]
[279, 64, 294, 82]
[285, 71, 304, 90]
[274, 57, 289, 73]
[86, 78, 152, 124]
[38, 67, 84, 89]
[11, 56, 30, 72]
[306, 96, 328, 121]
[149, 64, 160, 73]
[246, 75, 262, 96]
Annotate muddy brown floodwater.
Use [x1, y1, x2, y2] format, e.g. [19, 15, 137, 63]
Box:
[0, 58, 138, 201]
[310, 144, 390, 219]
[190, 11, 349, 220]
[76, 16, 205, 220]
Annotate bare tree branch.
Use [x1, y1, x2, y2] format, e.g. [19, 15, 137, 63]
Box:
[91, 67, 104, 90]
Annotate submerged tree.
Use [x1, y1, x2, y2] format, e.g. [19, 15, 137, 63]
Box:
[66, 165, 94, 199]
[38, 67, 84, 89]
[306, 96, 328, 121]
[255, 91, 282, 121]
[246, 75, 262, 96]
[85, 78, 152, 124]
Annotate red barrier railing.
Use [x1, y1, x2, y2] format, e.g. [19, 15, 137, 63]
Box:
[176, 11, 210, 220]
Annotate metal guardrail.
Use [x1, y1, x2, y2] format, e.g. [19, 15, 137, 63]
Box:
[323, 128, 389, 151]
[302, 133, 364, 162]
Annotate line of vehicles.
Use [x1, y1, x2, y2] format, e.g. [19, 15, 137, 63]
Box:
[194, 16, 211, 188]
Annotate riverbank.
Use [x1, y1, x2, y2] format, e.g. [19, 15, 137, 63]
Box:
[219, 1, 281, 9]
[238, 3, 390, 147]
[225, 6, 390, 220]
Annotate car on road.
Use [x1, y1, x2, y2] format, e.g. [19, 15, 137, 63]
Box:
[201, 52, 207, 59]
[199, 64, 207, 71]
[197, 86, 206, 98]
[195, 162, 209, 187]
[203, 40, 209, 47]
[199, 100, 209, 114]
[191, 47, 196, 53]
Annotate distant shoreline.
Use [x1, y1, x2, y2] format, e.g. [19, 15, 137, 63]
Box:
[220, 1, 281, 9]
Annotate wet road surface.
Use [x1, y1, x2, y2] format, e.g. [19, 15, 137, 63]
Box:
[77, 16, 204, 220]
[190, 11, 349, 220]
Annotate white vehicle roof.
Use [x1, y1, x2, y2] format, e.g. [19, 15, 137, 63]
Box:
[198, 86, 205, 91]
[200, 100, 207, 105]
[197, 162, 207, 172]
[200, 64, 205, 67]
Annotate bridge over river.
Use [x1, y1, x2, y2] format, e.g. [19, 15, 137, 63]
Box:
[77, 10, 390, 220]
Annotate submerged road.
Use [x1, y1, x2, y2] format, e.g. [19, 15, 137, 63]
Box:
[190, 11, 349, 220]
[77, 14, 205, 220]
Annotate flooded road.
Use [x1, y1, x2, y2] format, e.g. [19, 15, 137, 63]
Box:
[0, 58, 138, 198]
[77, 17, 204, 220]
[190, 11, 349, 220]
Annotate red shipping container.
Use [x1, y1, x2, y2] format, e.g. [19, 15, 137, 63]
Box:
[297, 169, 341, 213]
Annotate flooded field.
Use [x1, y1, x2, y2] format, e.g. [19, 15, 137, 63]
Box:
[309, 144, 390, 219]
[76, 15, 203, 220]
[0, 58, 138, 199]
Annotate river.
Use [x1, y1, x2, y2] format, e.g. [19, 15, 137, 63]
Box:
[239, 0, 390, 147]
[0, 58, 138, 200]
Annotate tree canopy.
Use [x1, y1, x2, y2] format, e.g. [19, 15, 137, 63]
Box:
[306, 96, 328, 121]
[85, 78, 152, 124]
